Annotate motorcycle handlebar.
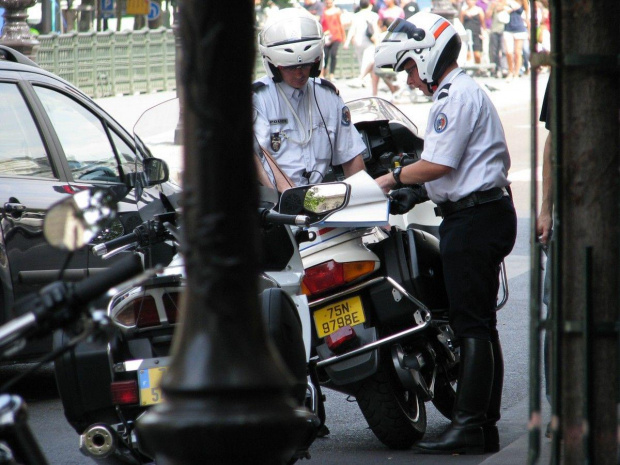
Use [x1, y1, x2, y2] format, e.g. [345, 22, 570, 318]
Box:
[92, 232, 139, 257]
[259, 208, 310, 226]
[71, 254, 143, 306]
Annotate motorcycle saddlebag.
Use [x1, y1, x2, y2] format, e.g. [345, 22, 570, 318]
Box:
[368, 227, 449, 324]
[53, 330, 115, 433]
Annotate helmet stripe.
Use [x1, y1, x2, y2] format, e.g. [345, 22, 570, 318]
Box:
[433, 20, 450, 39]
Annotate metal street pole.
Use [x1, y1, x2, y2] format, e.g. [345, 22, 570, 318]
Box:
[136, 1, 306, 463]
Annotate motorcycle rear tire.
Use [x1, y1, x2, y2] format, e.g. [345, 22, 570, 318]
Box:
[355, 361, 426, 449]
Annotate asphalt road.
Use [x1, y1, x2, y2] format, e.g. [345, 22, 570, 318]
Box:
[3, 72, 549, 465]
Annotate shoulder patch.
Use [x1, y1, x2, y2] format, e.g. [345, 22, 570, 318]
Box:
[317, 78, 340, 96]
[434, 113, 449, 133]
[341, 106, 351, 126]
[436, 83, 451, 100]
[252, 81, 267, 93]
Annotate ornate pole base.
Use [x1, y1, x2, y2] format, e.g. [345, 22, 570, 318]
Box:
[0, 0, 40, 60]
[138, 393, 308, 465]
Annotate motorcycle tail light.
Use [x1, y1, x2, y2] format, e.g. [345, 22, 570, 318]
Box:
[302, 260, 376, 297]
[326, 325, 357, 353]
[114, 296, 161, 328]
[111, 380, 139, 405]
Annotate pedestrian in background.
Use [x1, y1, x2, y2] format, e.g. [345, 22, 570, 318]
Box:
[378, 0, 405, 22]
[344, 0, 379, 88]
[320, 0, 346, 80]
[303, 0, 325, 20]
[503, 0, 529, 81]
[487, 0, 509, 78]
[460, 0, 486, 66]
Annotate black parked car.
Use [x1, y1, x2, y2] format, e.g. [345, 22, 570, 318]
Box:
[0, 46, 181, 362]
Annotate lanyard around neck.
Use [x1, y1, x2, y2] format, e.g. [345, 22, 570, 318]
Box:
[276, 83, 313, 146]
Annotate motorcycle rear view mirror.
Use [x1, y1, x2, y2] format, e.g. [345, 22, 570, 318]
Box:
[279, 183, 349, 222]
[44, 188, 118, 251]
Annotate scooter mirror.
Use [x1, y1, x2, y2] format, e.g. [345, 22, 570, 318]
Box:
[279, 182, 349, 221]
[304, 184, 348, 214]
[44, 188, 118, 251]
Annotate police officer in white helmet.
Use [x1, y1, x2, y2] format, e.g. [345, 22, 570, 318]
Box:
[253, 8, 366, 187]
[374, 12, 517, 455]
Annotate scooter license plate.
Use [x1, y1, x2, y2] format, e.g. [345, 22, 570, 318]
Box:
[138, 366, 169, 406]
[314, 296, 365, 338]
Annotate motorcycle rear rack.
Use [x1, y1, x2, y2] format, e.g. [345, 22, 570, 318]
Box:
[310, 311, 431, 369]
[308, 275, 434, 369]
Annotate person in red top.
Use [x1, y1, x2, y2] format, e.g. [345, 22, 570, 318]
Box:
[320, 0, 346, 80]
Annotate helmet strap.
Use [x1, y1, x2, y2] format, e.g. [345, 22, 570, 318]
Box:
[269, 63, 283, 83]
[309, 61, 321, 78]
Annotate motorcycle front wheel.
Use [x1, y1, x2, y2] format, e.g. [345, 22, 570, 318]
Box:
[355, 360, 426, 449]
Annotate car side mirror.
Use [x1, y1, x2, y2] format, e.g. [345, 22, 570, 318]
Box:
[143, 158, 169, 186]
[279, 182, 349, 223]
[125, 158, 170, 188]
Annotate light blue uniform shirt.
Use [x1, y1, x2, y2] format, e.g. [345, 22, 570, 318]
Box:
[422, 68, 511, 204]
[253, 76, 366, 186]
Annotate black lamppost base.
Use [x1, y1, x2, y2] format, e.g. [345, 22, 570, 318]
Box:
[138, 393, 309, 465]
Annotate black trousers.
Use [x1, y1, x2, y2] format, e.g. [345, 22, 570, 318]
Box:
[439, 196, 517, 340]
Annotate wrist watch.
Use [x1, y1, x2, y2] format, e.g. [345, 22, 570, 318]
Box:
[392, 166, 403, 188]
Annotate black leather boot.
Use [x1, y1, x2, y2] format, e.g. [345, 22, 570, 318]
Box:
[482, 333, 503, 453]
[415, 338, 493, 455]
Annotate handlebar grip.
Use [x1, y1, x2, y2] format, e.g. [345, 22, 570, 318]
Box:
[71, 254, 143, 306]
[92, 232, 139, 256]
[261, 209, 310, 226]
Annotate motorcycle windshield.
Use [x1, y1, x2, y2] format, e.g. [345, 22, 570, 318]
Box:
[133, 97, 183, 181]
[347, 97, 419, 136]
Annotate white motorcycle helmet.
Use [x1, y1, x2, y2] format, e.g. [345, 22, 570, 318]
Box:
[375, 12, 461, 93]
[258, 8, 324, 83]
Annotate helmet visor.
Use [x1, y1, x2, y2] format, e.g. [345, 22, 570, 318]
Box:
[260, 16, 322, 47]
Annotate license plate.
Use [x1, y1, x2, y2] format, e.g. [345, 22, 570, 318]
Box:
[138, 366, 169, 406]
[314, 296, 365, 338]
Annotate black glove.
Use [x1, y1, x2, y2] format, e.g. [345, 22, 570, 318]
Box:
[389, 185, 429, 215]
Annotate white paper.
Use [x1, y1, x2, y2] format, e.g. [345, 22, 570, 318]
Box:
[318, 171, 390, 227]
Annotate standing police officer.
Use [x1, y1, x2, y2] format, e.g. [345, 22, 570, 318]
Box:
[253, 8, 366, 186]
[374, 13, 517, 454]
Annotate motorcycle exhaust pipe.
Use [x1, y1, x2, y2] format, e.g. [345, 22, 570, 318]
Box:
[79, 424, 116, 459]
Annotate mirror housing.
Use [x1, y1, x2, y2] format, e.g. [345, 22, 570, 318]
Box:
[124, 158, 170, 189]
[44, 188, 118, 251]
[279, 182, 349, 223]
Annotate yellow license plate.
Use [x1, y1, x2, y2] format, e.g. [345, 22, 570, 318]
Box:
[138, 366, 168, 406]
[314, 296, 365, 338]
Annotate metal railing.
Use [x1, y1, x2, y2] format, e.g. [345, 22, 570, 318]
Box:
[35, 28, 360, 99]
[36, 28, 178, 98]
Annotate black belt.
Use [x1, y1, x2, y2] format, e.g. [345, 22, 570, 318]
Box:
[434, 187, 508, 217]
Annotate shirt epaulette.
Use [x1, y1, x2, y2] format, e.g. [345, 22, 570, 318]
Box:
[437, 83, 452, 100]
[252, 81, 267, 93]
[317, 78, 340, 96]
